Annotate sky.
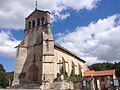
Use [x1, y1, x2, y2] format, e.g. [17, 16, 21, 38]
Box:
[0, 0, 120, 72]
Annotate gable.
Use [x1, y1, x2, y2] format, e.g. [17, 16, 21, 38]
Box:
[54, 43, 85, 63]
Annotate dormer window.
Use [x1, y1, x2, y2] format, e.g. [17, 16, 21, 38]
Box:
[28, 22, 31, 28]
[37, 18, 40, 26]
[32, 20, 35, 27]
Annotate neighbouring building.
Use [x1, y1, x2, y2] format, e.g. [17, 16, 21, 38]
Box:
[12, 8, 89, 88]
[84, 69, 115, 90]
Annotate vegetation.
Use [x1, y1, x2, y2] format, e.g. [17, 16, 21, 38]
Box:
[69, 69, 83, 81]
[60, 65, 68, 79]
[89, 62, 120, 77]
[1, 62, 120, 88]
[69, 70, 77, 81]
[60, 64, 83, 81]
[60, 62, 120, 81]
[0, 64, 13, 88]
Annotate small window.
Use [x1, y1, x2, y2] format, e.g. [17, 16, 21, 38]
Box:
[79, 65, 82, 75]
[37, 18, 40, 26]
[32, 20, 35, 27]
[28, 22, 31, 28]
[101, 77, 104, 81]
[72, 62, 75, 74]
[41, 17, 44, 25]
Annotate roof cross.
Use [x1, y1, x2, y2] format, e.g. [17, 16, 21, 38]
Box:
[35, 0, 38, 10]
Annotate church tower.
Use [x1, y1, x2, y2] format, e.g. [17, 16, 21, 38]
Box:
[12, 9, 54, 86]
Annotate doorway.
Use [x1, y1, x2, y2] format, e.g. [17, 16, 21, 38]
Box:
[28, 64, 38, 82]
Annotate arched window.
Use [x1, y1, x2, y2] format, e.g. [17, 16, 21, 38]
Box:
[41, 17, 44, 25]
[32, 20, 35, 27]
[72, 62, 75, 74]
[78, 64, 82, 76]
[28, 22, 31, 28]
[37, 18, 40, 26]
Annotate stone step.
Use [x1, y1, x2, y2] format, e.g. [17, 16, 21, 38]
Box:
[12, 84, 41, 89]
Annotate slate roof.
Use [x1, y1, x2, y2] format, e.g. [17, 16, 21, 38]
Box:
[26, 9, 50, 19]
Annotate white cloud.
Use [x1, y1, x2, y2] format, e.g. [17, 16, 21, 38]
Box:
[0, 31, 20, 58]
[0, 0, 100, 28]
[59, 0, 99, 11]
[60, 13, 70, 20]
[56, 14, 120, 65]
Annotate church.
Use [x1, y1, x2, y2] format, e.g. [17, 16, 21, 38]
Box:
[12, 8, 89, 87]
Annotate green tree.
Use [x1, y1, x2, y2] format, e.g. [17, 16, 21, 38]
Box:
[0, 64, 5, 74]
[90, 62, 114, 71]
[70, 69, 76, 81]
[0, 64, 12, 88]
[104, 62, 114, 70]
[90, 63, 106, 71]
[60, 65, 68, 79]
[0, 64, 7, 88]
[114, 62, 120, 77]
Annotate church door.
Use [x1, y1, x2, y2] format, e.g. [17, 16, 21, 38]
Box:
[28, 64, 38, 82]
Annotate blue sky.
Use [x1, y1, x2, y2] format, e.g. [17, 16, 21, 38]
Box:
[0, 0, 120, 72]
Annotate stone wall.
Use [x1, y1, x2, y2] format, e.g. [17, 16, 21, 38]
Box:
[54, 46, 89, 78]
[12, 10, 54, 86]
[12, 46, 27, 86]
[12, 9, 89, 88]
[50, 80, 74, 90]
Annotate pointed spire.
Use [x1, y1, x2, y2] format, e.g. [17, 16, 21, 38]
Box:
[35, 0, 38, 10]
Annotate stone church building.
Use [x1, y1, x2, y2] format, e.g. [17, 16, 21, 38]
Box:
[12, 9, 89, 87]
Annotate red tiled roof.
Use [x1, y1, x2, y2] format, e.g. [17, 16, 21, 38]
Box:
[84, 70, 115, 77]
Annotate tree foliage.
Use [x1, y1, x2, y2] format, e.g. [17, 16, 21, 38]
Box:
[60, 65, 68, 79]
[114, 62, 120, 77]
[69, 69, 77, 81]
[0, 64, 13, 88]
[89, 62, 114, 71]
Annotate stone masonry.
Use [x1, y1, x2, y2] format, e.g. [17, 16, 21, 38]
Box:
[12, 9, 89, 89]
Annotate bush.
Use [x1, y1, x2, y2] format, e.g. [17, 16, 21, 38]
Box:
[60, 65, 68, 79]
[69, 70, 83, 81]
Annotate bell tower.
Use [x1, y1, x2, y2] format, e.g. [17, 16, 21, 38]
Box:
[12, 9, 54, 87]
[24, 9, 55, 83]
[24, 9, 53, 46]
